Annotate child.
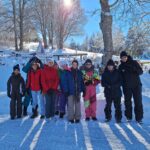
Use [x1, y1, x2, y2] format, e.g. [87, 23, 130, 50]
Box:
[55, 60, 69, 118]
[26, 61, 45, 119]
[82, 59, 100, 121]
[102, 59, 122, 123]
[7, 64, 25, 120]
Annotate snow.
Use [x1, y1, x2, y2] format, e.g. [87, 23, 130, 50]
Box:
[0, 50, 150, 150]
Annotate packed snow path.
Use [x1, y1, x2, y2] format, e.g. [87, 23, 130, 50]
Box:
[0, 66, 150, 150]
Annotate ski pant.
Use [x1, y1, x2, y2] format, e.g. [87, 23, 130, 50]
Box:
[84, 95, 96, 118]
[45, 90, 56, 118]
[68, 95, 81, 120]
[104, 97, 122, 120]
[55, 92, 68, 113]
[123, 85, 143, 121]
[10, 92, 22, 118]
[31, 91, 45, 115]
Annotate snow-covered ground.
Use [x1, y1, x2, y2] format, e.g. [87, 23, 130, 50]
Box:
[0, 52, 150, 150]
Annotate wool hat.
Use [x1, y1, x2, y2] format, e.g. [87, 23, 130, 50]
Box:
[107, 59, 115, 66]
[85, 59, 92, 64]
[13, 64, 20, 71]
[120, 51, 128, 58]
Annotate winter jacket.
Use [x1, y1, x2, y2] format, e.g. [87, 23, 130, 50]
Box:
[41, 65, 59, 93]
[118, 56, 143, 88]
[26, 69, 42, 91]
[62, 68, 85, 96]
[7, 73, 25, 97]
[58, 69, 68, 93]
[82, 67, 100, 100]
[101, 68, 122, 98]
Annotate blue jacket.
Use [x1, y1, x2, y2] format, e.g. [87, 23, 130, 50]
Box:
[60, 69, 85, 96]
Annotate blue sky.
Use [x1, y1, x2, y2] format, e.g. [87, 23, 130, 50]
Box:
[67, 0, 100, 44]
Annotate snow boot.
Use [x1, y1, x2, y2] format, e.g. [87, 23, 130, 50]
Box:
[69, 120, 74, 124]
[40, 115, 45, 119]
[59, 112, 65, 119]
[85, 117, 90, 121]
[92, 117, 97, 121]
[23, 106, 28, 116]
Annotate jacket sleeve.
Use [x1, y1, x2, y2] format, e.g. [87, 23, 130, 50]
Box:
[7, 77, 11, 96]
[21, 77, 26, 95]
[133, 61, 143, 75]
[26, 71, 31, 89]
[41, 69, 48, 94]
[101, 73, 108, 87]
[79, 71, 85, 92]
[53, 69, 59, 90]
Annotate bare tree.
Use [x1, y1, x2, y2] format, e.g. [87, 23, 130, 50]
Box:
[55, 0, 86, 49]
[98, 0, 150, 65]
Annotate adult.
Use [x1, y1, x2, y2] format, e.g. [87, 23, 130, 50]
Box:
[119, 51, 143, 123]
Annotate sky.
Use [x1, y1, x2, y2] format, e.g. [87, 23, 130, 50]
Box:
[67, 0, 100, 44]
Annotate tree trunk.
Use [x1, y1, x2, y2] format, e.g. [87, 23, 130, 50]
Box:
[12, 0, 18, 51]
[19, 0, 25, 51]
[100, 0, 113, 65]
[42, 31, 48, 49]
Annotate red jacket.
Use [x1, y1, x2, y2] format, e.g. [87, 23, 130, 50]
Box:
[41, 65, 59, 93]
[26, 69, 42, 91]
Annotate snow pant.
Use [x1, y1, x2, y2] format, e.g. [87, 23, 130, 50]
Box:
[22, 91, 32, 108]
[31, 91, 45, 115]
[55, 92, 68, 113]
[10, 92, 22, 118]
[104, 97, 122, 121]
[84, 95, 96, 118]
[123, 85, 143, 121]
[45, 90, 56, 118]
[68, 95, 81, 120]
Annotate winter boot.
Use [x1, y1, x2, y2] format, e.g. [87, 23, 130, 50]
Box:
[23, 106, 28, 116]
[59, 112, 65, 119]
[35, 105, 39, 117]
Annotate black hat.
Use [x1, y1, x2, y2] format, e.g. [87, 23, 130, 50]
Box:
[13, 64, 20, 71]
[107, 59, 115, 66]
[85, 59, 92, 64]
[72, 59, 78, 65]
[120, 51, 128, 58]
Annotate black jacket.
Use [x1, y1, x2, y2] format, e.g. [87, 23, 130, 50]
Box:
[118, 56, 143, 88]
[102, 68, 122, 98]
[7, 73, 26, 97]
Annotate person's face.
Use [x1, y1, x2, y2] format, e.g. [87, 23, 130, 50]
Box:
[48, 61, 54, 67]
[121, 56, 128, 62]
[72, 62, 78, 69]
[107, 65, 114, 71]
[14, 69, 20, 75]
[86, 63, 92, 69]
[32, 63, 38, 70]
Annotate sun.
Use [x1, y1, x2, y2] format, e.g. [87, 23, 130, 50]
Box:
[63, 0, 72, 8]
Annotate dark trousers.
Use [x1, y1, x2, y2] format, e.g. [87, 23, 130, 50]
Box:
[45, 90, 56, 118]
[10, 93, 22, 118]
[104, 97, 122, 120]
[123, 85, 143, 121]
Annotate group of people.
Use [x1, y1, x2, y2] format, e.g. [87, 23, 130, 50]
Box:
[7, 51, 144, 124]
